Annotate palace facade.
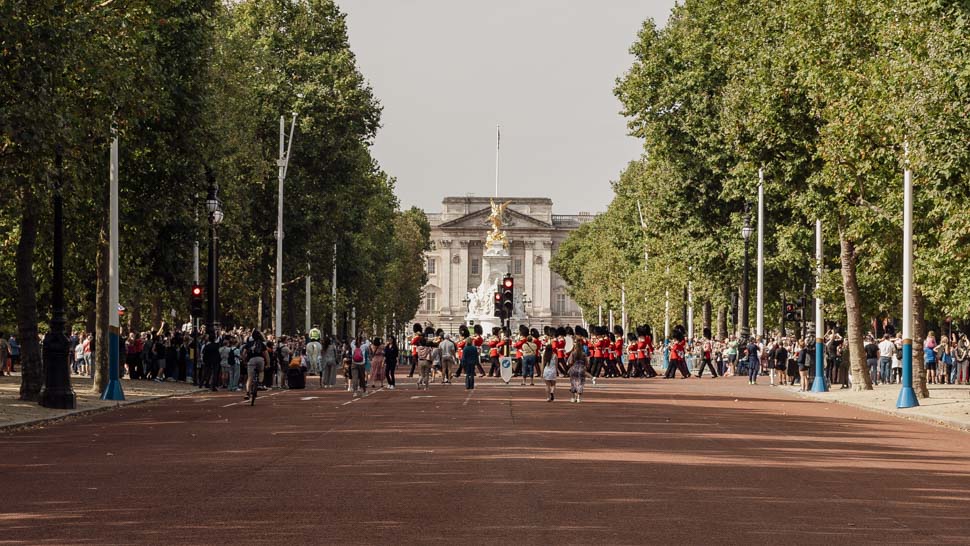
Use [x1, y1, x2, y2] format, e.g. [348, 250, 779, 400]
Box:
[412, 196, 592, 333]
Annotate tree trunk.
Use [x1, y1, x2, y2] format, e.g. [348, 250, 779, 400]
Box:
[16, 183, 44, 402]
[151, 295, 162, 329]
[838, 224, 872, 391]
[93, 220, 109, 394]
[717, 305, 728, 340]
[702, 301, 712, 337]
[913, 288, 929, 398]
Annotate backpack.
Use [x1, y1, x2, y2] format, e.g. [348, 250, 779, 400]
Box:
[353, 346, 364, 363]
[250, 340, 265, 358]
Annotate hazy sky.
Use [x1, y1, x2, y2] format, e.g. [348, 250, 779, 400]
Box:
[340, 0, 677, 215]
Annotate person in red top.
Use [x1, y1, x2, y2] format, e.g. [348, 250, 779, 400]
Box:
[512, 325, 528, 377]
[638, 325, 658, 378]
[486, 327, 502, 377]
[409, 323, 423, 378]
[470, 324, 486, 376]
[664, 325, 691, 379]
[454, 324, 469, 379]
[627, 332, 641, 377]
[611, 327, 626, 377]
[696, 329, 718, 378]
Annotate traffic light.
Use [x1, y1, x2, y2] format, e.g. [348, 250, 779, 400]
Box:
[784, 303, 797, 322]
[190, 284, 204, 318]
[493, 291, 502, 317]
[501, 275, 514, 315]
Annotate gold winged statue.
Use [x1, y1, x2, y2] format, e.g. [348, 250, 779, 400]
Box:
[485, 199, 511, 248]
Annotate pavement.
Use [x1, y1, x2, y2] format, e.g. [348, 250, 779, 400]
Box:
[2, 375, 970, 545]
[0, 373, 200, 430]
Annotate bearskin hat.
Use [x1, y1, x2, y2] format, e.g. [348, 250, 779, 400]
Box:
[556, 326, 567, 337]
[565, 326, 574, 336]
[473, 324, 483, 335]
[613, 325, 623, 337]
[608, 332, 615, 342]
[530, 328, 540, 339]
[492, 326, 501, 336]
[627, 332, 638, 343]
[435, 328, 444, 338]
[544, 326, 554, 337]
[413, 323, 423, 334]
[636, 325, 647, 337]
[672, 324, 686, 342]
[459, 325, 470, 338]
[575, 325, 589, 338]
[518, 324, 529, 337]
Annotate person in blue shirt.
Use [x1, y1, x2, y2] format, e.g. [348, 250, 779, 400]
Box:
[8, 336, 19, 373]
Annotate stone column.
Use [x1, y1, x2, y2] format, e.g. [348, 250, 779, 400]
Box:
[539, 240, 553, 316]
[439, 239, 453, 313]
[458, 240, 469, 312]
[524, 241, 535, 317]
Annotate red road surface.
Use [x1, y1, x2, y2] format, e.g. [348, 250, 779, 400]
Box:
[2, 376, 969, 545]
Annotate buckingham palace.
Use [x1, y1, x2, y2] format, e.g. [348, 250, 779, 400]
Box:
[412, 196, 593, 333]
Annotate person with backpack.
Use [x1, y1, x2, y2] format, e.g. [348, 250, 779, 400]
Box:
[414, 327, 436, 390]
[437, 334, 457, 384]
[243, 330, 269, 400]
[350, 337, 368, 397]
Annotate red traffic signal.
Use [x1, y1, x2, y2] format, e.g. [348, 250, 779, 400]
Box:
[190, 284, 204, 318]
[494, 292, 502, 302]
[503, 277, 513, 289]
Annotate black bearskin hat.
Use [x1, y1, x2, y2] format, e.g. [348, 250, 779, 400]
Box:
[556, 326, 567, 337]
[424, 326, 435, 337]
[608, 332, 615, 342]
[544, 326, 554, 337]
[435, 328, 444, 338]
[565, 326, 574, 336]
[473, 324, 483, 336]
[530, 328, 540, 339]
[636, 325, 647, 337]
[627, 332, 638, 342]
[492, 326, 501, 336]
[413, 323, 423, 334]
[613, 325, 623, 337]
[575, 325, 589, 338]
[458, 325, 470, 338]
[518, 324, 529, 337]
[672, 324, 686, 342]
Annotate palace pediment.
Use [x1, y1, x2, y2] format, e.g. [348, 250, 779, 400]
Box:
[436, 207, 553, 231]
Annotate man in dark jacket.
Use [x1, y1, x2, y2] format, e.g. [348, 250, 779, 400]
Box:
[461, 336, 480, 390]
[202, 333, 221, 392]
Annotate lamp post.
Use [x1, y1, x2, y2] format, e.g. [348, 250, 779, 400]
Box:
[740, 207, 755, 343]
[40, 151, 76, 409]
[205, 170, 223, 335]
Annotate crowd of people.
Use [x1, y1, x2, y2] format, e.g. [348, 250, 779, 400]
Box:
[7, 318, 968, 403]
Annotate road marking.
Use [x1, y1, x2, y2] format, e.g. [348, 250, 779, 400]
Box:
[300, 396, 319, 401]
[221, 389, 289, 408]
[462, 390, 474, 406]
[341, 387, 385, 406]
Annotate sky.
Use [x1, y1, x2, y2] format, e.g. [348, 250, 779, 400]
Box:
[339, 0, 678, 215]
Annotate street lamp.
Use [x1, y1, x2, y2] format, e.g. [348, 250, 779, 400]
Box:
[40, 151, 77, 409]
[205, 168, 223, 336]
[740, 207, 755, 343]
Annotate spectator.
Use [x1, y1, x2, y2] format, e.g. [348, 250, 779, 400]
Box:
[8, 335, 19, 373]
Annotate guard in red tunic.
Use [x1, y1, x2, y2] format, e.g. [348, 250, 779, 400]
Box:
[409, 323, 423, 377]
[612, 326, 627, 377]
[627, 331, 641, 377]
[638, 324, 659, 377]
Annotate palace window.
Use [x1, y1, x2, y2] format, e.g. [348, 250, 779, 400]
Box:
[426, 257, 436, 274]
[425, 291, 437, 312]
[471, 257, 480, 276]
[513, 257, 523, 275]
[555, 293, 567, 315]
